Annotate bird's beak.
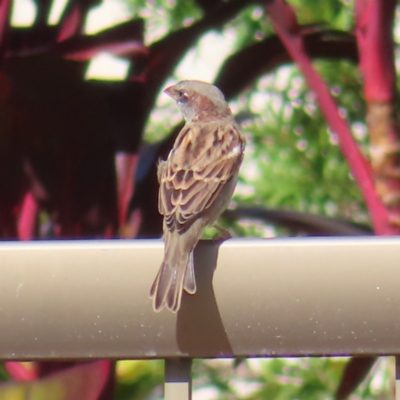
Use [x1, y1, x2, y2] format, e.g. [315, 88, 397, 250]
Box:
[164, 85, 177, 100]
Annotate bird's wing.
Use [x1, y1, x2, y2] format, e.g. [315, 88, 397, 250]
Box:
[158, 120, 244, 234]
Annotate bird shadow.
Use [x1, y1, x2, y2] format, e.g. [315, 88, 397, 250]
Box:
[176, 239, 233, 356]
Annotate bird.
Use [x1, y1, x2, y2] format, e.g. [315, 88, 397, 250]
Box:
[150, 80, 245, 312]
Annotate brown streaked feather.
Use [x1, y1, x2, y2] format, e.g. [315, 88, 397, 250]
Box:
[157, 160, 166, 214]
[159, 120, 244, 234]
[152, 80, 245, 313]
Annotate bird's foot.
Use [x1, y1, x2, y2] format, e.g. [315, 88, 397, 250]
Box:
[212, 223, 232, 241]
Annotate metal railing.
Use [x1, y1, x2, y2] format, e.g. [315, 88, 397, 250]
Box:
[1, 237, 400, 398]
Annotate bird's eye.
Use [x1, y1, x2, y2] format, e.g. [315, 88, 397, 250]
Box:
[177, 90, 189, 103]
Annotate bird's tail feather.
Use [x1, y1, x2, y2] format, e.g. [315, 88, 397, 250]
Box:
[184, 251, 196, 294]
[150, 242, 196, 312]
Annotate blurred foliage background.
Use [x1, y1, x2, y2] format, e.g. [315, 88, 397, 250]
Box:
[115, 357, 392, 400]
[1, 0, 398, 398]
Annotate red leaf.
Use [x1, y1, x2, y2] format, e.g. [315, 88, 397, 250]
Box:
[0, 361, 110, 400]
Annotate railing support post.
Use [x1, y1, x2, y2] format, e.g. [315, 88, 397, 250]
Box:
[164, 358, 192, 400]
[395, 356, 400, 399]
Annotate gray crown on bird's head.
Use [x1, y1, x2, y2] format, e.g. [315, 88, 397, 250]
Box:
[164, 80, 231, 122]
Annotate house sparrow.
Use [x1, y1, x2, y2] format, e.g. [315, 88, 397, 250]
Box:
[150, 80, 245, 312]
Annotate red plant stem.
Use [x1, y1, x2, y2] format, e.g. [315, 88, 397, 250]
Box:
[355, 0, 400, 231]
[266, 0, 394, 234]
[355, 0, 397, 102]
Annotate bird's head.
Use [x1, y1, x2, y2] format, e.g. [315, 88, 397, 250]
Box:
[164, 80, 231, 122]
